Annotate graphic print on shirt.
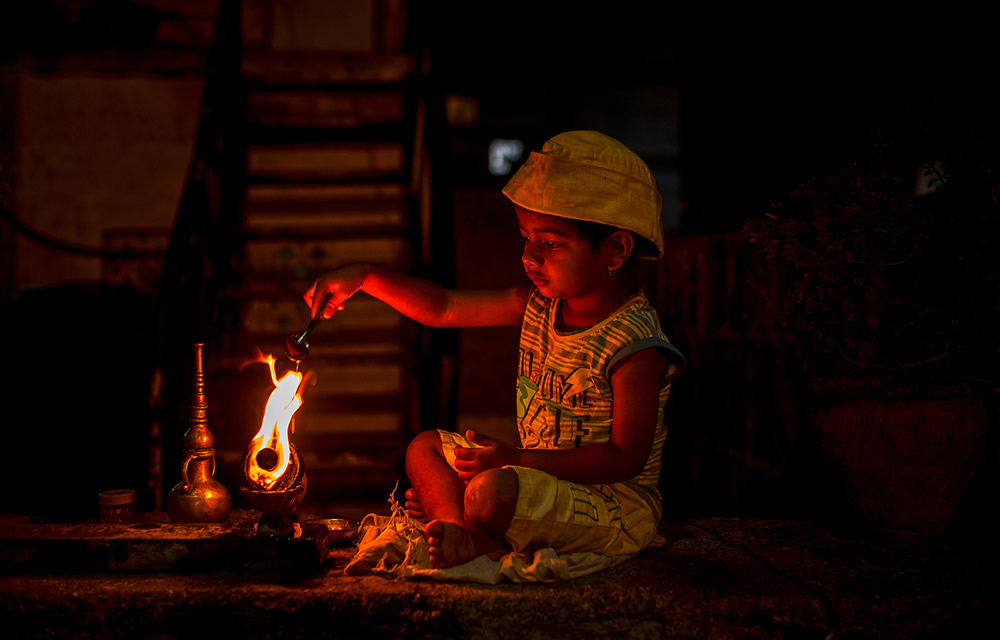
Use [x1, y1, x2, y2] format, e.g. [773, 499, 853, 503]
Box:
[515, 375, 538, 418]
[517, 347, 594, 448]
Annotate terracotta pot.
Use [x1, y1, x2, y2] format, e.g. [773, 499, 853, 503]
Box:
[812, 395, 986, 535]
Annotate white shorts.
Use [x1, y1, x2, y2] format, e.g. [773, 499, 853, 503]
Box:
[437, 430, 661, 556]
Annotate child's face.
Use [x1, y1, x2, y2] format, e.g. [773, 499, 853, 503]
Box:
[516, 206, 611, 301]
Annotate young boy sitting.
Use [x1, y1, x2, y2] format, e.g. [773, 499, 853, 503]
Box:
[304, 131, 684, 569]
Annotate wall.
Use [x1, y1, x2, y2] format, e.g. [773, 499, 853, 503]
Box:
[11, 70, 203, 294]
[3, 0, 406, 299]
[1, 69, 15, 299]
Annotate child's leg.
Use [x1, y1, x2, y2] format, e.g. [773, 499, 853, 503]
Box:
[404, 472, 518, 532]
[404, 430, 517, 568]
[424, 468, 518, 568]
[404, 430, 466, 524]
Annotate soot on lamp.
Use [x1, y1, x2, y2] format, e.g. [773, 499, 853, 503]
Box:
[255, 448, 279, 471]
[241, 442, 306, 537]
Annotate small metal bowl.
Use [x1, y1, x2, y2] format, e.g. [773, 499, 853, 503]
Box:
[301, 518, 359, 546]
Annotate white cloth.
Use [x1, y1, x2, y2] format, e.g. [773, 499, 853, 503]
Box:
[344, 512, 634, 584]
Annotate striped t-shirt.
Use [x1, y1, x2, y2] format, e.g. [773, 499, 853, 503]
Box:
[515, 286, 685, 490]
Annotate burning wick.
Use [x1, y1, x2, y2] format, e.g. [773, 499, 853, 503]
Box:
[255, 448, 279, 471]
[246, 354, 303, 490]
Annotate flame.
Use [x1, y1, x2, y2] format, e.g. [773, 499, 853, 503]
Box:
[247, 354, 303, 490]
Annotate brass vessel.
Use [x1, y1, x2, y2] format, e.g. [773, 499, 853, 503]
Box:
[167, 343, 231, 523]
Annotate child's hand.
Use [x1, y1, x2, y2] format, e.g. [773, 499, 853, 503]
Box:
[452, 430, 518, 482]
[304, 265, 369, 318]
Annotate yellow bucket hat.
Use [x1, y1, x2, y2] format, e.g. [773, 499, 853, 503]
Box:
[502, 130, 664, 259]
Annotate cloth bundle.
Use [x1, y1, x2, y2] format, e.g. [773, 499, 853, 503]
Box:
[344, 511, 632, 584]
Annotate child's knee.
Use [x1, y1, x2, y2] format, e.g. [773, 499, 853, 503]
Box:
[404, 430, 444, 482]
[464, 468, 518, 537]
[405, 429, 443, 470]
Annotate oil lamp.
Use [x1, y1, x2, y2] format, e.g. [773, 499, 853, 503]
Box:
[167, 343, 232, 523]
[241, 354, 308, 536]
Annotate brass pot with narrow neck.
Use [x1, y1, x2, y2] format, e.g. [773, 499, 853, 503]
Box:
[167, 342, 232, 523]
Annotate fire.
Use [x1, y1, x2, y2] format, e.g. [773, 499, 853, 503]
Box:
[246, 354, 303, 490]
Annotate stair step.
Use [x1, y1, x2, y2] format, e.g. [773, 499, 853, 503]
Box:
[236, 327, 410, 358]
[246, 142, 406, 180]
[243, 181, 408, 232]
[241, 51, 416, 86]
[239, 295, 404, 335]
[240, 223, 410, 237]
[296, 437, 404, 460]
[296, 411, 405, 437]
[243, 234, 409, 271]
[299, 392, 408, 412]
[304, 360, 404, 395]
[245, 121, 413, 145]
[300, 468, 403, 500]
[246, 181, 406, 203]
[245, 175, 410, 187]
[247, 90, 405, 128]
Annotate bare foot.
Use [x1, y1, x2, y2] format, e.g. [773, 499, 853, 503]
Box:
[404, 488, 428, 523]
[425, 520, 505, 569]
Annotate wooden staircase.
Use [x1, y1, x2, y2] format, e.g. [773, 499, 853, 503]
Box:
[157, 0, 453, 504]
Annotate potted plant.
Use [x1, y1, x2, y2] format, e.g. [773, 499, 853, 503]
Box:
[743, 133, 999, 535]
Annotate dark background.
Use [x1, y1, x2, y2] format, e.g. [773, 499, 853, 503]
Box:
[421, 5, 997, 229]
[1, 2, 996, 527]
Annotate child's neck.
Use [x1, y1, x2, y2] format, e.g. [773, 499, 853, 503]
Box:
[556, 283, 635, 331]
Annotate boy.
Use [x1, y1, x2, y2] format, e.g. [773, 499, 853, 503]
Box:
[304, 131, 684, 569]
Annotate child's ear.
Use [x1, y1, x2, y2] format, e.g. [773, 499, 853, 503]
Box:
[603, 230, 635, 270]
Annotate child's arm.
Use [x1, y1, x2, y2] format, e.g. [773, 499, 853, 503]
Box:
[453, 348, 668, 485]
[305, 263, 530, 328]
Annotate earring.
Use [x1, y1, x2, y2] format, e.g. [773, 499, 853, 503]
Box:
[608, 267, 615, 278]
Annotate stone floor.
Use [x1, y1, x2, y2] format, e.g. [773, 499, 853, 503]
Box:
[2, 512, 996, 639]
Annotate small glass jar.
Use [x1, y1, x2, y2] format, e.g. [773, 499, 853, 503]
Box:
[99, 489, 136, 524]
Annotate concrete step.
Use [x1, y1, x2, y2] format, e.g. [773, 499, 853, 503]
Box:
[1, 516, 993, 639]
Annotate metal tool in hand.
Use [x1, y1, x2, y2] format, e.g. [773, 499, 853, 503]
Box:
[285, 291, 334, 368]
